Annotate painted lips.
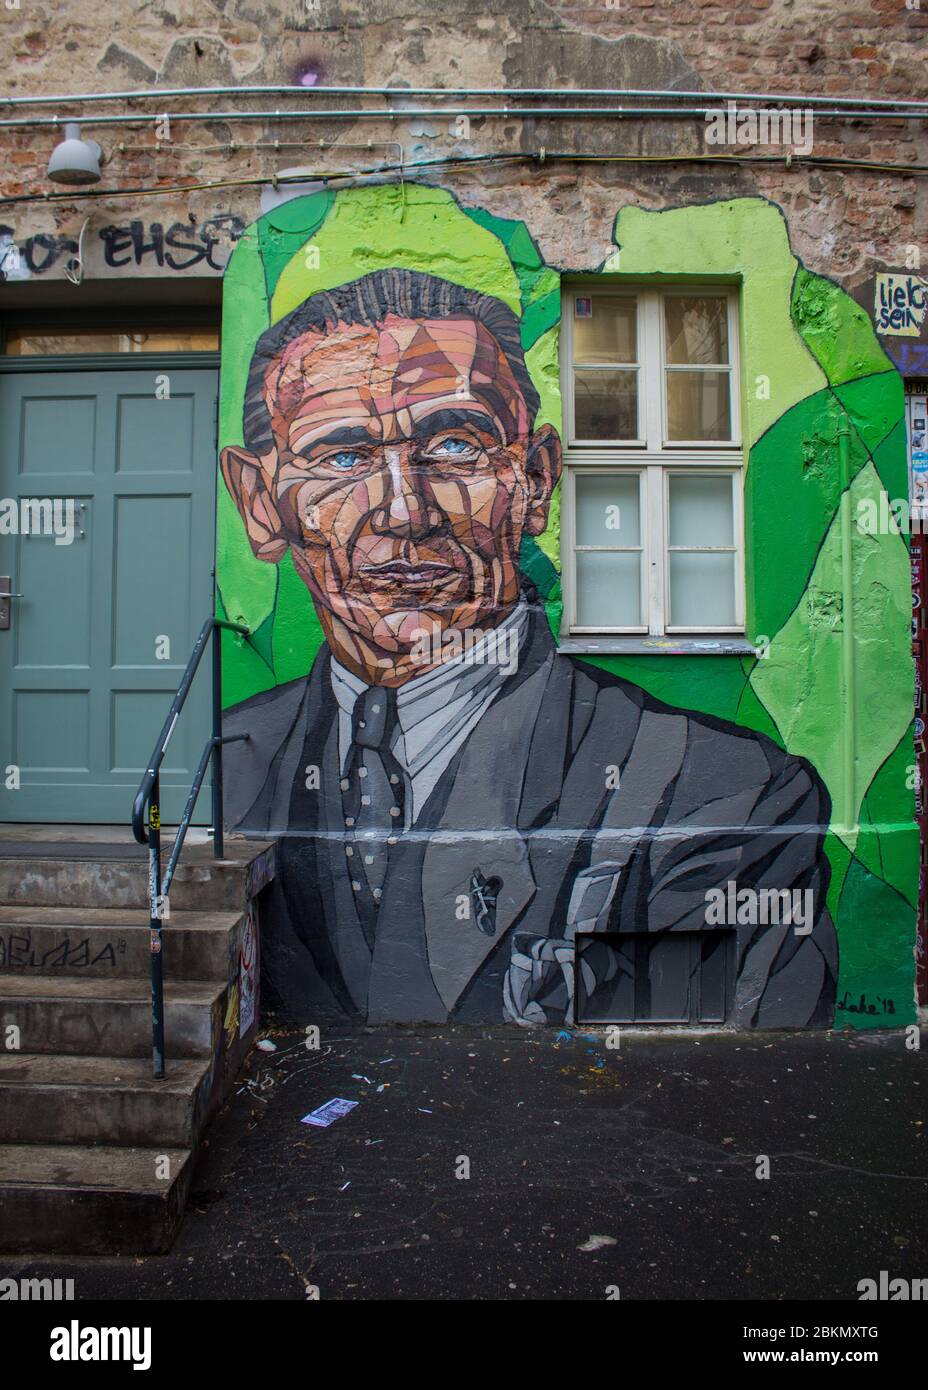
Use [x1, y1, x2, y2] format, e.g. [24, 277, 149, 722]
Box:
[359, 559, 459, 588]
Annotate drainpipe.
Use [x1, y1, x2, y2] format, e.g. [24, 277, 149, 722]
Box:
[839, 425, 856, 835]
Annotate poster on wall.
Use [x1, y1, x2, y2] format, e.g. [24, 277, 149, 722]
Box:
[239, 907, 257, 1037]
[908, 391, 928, 524]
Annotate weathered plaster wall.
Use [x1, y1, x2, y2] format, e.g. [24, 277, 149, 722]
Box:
[0, 0, 925, 306]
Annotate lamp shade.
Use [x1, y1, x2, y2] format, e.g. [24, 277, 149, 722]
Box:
[48, 122, 102, 185]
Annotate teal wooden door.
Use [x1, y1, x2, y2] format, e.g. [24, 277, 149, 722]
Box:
[0, 360, 218, 823]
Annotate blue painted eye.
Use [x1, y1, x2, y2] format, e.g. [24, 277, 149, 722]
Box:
[434, 437, 474, 456]
[330, 450, 362, 469]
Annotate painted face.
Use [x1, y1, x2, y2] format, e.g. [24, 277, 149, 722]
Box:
[224, 311, 560, 683]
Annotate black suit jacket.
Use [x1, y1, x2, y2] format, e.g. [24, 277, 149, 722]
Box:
[223, 606, 837, 1028]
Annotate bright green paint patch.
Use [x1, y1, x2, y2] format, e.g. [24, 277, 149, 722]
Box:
[604, 199, 827, 444]
[462, 205, 560, 347]
[219, 226, 271, 451]
[733, 670, 785, 748]
[525, 324, 562, 438]
[751, 460, 912, 837]
[216, 485, 278, 639]
[271, 184, 523, 323]
[792, 267, 895, 387]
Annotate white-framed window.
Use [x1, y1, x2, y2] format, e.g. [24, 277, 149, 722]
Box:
[561, 286, 745, 636]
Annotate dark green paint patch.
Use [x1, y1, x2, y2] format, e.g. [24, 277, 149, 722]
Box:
[747, 385, 873, 639]
[834, 370, 904, 460]
[823, 830, 852, 923]
[270, 551, 327, 687]
[856, 727, 919, 909]
[834, 854, 916, 1028]
[258, 191, 335, 302]
[872, 419, 909, 508]
[578, 654, 750, 725]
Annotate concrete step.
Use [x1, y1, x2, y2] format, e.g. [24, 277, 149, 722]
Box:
[0, 975, 225, 1059]
[0, 828, 271, 1255]
[0, 1143, 194, 1255]
[0, 905, 241, 980]
[0, 851, 260, 913]
[0, 1054, 212, 1147]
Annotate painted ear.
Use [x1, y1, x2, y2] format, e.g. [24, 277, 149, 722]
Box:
[220, 445, 289, 564]
[523, 423, 562, 536]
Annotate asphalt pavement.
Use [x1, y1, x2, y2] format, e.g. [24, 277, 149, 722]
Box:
[1, 1023, 925, 1301]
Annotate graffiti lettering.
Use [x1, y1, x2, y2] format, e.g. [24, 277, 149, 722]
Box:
[875, 272, 928, 337]
[0, 216, 246, 280]
[0, 933, 120, 969]
[100, 217, 246, 272]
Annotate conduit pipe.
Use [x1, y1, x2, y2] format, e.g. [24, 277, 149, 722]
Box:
[2, 85, 926, 111]
[1, 105, 926, 131]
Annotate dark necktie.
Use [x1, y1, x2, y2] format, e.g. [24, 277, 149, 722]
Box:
[341, 685, 405, 947]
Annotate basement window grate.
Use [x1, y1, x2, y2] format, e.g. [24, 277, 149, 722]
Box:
[575, 929, 735, 1025]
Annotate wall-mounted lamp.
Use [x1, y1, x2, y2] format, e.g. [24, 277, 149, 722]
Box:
[47, 122, 103, 185]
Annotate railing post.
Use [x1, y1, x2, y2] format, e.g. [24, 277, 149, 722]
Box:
[149, 773, 166, 1081]
[211, 619, 224, 861]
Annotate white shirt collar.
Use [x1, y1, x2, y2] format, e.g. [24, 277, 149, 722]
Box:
[330, 601, 528, 822]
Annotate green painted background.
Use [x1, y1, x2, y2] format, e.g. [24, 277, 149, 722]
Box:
[217, 185, 917, 1029]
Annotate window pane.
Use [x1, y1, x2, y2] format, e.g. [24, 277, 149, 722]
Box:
[574, 369, 637, 439]
[666, 370, 731, 441]
[573, 295, 637, 364]
[3, 329, 219, 355]
[664, 296, 729, 365]
[669, 552, 736, 627]
[669, 474, 733, 547]
[576, 473, 640, 546]
[576, 551, 641, 627]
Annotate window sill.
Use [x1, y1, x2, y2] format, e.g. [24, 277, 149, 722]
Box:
[557, 636, 758, 656]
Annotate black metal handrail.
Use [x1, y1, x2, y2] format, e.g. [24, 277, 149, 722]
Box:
[132, 615, 250, 1079]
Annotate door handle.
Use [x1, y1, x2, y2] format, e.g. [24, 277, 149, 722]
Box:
[0, 580, 23, 631]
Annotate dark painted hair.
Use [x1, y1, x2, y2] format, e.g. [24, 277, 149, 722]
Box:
[241, 267, 539, 452]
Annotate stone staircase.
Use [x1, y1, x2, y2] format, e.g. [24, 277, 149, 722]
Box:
[0, 829, 274, 1255]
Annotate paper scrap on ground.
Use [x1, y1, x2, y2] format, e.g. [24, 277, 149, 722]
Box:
[578, 1235, 617, 1252]
[301, 1098, 359, 1128]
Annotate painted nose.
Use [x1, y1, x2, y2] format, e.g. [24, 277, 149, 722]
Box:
[370, 452, 441, 539]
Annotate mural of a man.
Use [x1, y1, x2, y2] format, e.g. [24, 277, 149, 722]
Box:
[221, 268, 837, 1027]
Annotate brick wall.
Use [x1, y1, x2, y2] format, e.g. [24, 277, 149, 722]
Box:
[0, 0, 924, 300]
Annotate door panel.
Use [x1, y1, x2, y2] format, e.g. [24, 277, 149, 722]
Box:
[0, 364, 217, 823]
